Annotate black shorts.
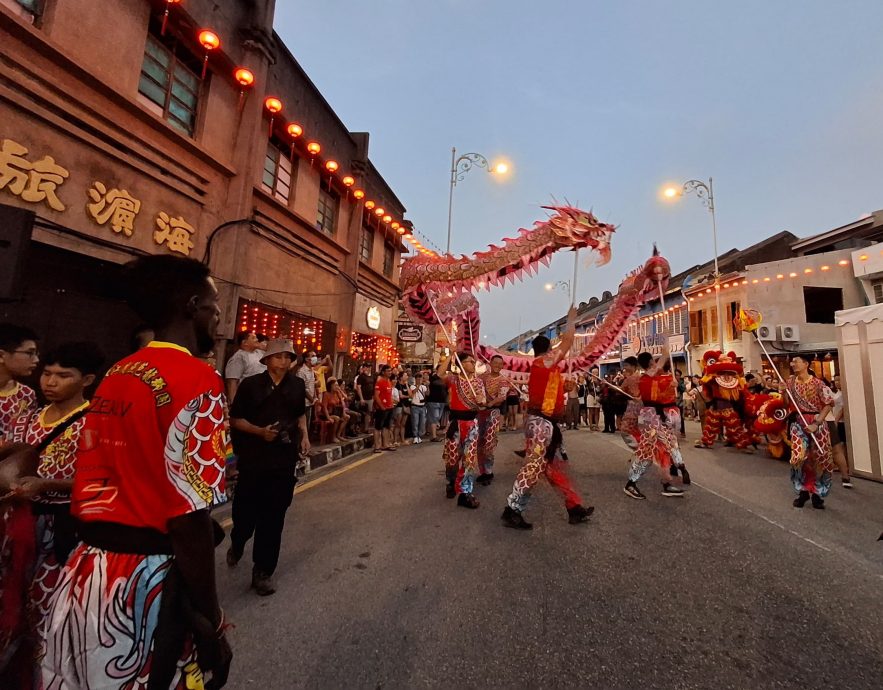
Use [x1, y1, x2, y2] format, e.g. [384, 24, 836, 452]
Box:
[827, 421, 846, 445]
[374, 408, 393, 430]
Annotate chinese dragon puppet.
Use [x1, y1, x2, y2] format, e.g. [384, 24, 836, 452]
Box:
[694, 350, 752, 450]
[400, 206, 671, 374]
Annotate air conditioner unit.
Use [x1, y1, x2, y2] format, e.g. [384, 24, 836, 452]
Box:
[756, 324, 777, 341]
[873, 279, 883, 304]
[779, 324, 801, 342]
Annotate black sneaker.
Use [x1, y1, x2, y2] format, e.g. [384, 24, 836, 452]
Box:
[501, 506, 532, 530]
[445, 484, 456, 499]
[661, 483, 685, 497]
[669, 465, 679, 477]
[457, 493, 480, 509]
[679, 465, 691, 486]
[811, 493, 825, 510]
[567, 505, 594, 524]
[477, 473, 495, 486]
[251, 571, 276, 596]
[793, 490, 810, 508]
[623, 482, 646, 500]
[842, 478, 854, 489]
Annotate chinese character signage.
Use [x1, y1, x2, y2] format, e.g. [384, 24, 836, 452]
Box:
[1, 136, 198, 257]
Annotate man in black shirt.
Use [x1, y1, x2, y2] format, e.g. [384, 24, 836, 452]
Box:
[355, 363, 375, 431]
[228, 339, 309, 596]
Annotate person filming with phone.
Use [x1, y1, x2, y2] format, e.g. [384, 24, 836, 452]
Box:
[228, 339, 309, 596]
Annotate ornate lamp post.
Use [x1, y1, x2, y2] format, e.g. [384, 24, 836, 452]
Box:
[664, 177, 724, 351]
[446, 147, 508, 254]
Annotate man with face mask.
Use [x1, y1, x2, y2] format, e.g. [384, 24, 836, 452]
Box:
[296, 350, 318, 430]
[41, 256, 232, 689]
[476, 355, 510, 486]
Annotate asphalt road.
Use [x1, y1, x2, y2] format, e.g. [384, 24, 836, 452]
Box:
[213, 421, 883, 689]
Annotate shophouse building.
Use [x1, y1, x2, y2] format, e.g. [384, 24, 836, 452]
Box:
[0, 0, 413, 375]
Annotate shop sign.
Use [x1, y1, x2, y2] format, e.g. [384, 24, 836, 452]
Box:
[366, 306, 381, 330]
[397, 322, 423, 342]
[0, 137, 197, 256]
[638, 333, 686, 356]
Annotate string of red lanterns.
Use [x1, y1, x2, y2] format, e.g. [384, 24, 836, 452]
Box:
[162, 1, 434, 257]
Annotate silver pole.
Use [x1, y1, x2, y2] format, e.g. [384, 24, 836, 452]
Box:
[445, 146, 456, 255]
[571, 249, 579, 306]
[708, 177, 725, 351]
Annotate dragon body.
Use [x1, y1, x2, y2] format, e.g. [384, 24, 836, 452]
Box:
[400, 206, 671, 373]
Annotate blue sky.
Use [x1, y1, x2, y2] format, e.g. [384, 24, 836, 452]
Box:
[275, 1, 883, 343]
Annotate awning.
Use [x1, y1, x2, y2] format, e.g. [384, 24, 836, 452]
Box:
[835, 303, 883, 326]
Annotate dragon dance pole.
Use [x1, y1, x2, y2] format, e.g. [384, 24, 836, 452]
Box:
[571, 248, 579, 306]
[586, 371, 638, 401]
[425, 292, 480, 400]
[657, 282, 677, 378]
[752, 333, 825, 455]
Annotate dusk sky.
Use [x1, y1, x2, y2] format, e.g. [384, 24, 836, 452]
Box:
[275, 1, 883, 344]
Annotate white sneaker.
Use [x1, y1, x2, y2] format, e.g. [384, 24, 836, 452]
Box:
[413, 437, 422, 444]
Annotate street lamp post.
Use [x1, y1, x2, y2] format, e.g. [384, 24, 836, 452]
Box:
[446, 147, 508, 254]
[544, 280, 573, 303]
[665, 177, 724, 351]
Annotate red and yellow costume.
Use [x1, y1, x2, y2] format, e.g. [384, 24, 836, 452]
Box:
[443, 374, 485, 496]
[695, 350, 751, 450]
[506, 357, 583, 513]
[477, 371, 509, 477]
[41, 342, 229, 689]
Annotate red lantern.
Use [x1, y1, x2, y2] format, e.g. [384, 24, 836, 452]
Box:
[365, 200, 375, 210]
[325, 160, 339, 173]
[264, 97, 282, 136]
[307, 142, 321, 155]
[161, 0, 182, 36]
[342, 176, 355, 187]
[353, 189, 365, 200]
[234, 67, 254, 88]
[287, 123, 303, 138]
[198, 30, 220, 79]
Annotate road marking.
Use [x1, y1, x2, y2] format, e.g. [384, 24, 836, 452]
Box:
[217, 451, 385, 529]
[692, 480, 832, 553]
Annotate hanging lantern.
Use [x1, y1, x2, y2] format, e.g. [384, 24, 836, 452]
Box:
[198, 30, 220, 79]
[382, 215, 392, 223]
[264, 96, 283, 136]
[307, 142, 321, 155]
[396, 227, 406, 235]
[353, 189, 365, 200]
[365, 200, 375, 210]
[234, 67, 254, 88]
[342, 176, 355, 187]
[286, 123, 303, 160]
[374, 207, 384, 216]
[161, 0, 182, 36]
[325, 160, 339, 173]
[234, 67, 254, 110]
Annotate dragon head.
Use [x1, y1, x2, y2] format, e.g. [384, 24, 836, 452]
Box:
[541, 205, 616, 262]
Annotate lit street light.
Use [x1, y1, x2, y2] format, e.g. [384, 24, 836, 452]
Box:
[544, 279, 573, 303]
[446, 147, 509, 254]
[662, 177, 724, 351]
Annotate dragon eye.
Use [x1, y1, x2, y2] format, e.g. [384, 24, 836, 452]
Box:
[707, 358, 717, 366]
[773, 409, 787, 421]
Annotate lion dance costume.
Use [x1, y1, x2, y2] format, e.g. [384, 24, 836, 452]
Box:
[694, 350, 751, 450]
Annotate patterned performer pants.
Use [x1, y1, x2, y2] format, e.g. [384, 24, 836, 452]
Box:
[699, 406, 751, 449]
[477, 408, 502, 475]
[507, 415, 583, 513]
[789, 420, 833, 497]
[628, 406, 684, 483]
[444, 418, 479, 495]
